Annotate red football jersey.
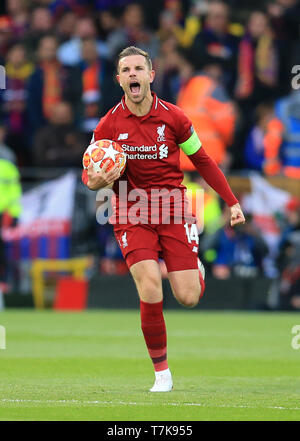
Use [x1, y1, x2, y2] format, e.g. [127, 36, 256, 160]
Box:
[91, 92, 195, 224]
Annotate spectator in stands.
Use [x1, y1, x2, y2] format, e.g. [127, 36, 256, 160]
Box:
[200, 212, 268, 279]
[79, 36, 122, 125]
[167, 0, 204, 49]
[0, 123, 16, 164]
[48, 0, 89, 19]
[0, 144, 22, 294]
[97, 8, 128, 60]
[1, 43, 33, 165]
[157, 2, 185, 45]
[122, 2, 159, 61]
[153, 35, 183, 103]
[268, 0, 300, 41]
[56, 10, 78, 44]
[189, 0, 240, 95]
[177, 56, 237, 171]
[0, 15, 14, 57]
[94, 0, 131, 12]
[279, 197, 300, 262]
[80, 37, 102, 135]
[277, 199, 300, 309]
[6, 0, 29, 40]
[57, 16, 108, 66]
[169, 0, 244, 49]
[33, 101, 86, 168]
[267, 0, 300, 97]
[263, 90, 300, 179]
[26, 34, 82, 134]
[244, 102, 279, 172]
[24, 7, 53, 55]
[235, 11, 280, 113]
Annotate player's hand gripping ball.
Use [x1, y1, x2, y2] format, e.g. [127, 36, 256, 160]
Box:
[82, 139, 126, 175]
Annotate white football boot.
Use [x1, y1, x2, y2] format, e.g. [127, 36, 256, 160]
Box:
[150, 368, 173, 392]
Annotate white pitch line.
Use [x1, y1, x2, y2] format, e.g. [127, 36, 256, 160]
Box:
[1, 399, 300, 412]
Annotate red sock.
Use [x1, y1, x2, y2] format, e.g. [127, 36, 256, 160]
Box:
[140, 299, 168, 372]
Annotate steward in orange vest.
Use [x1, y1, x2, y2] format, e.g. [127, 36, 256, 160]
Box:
[177, 71, 236, 170]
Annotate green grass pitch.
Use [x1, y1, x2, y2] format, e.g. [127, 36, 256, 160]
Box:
[0, 309, 300, 421]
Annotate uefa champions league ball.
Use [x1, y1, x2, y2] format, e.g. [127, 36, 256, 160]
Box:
[82, 139, 126, 175]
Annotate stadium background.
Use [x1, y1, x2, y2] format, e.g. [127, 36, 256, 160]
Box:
[1, 0, 300, 423]
[0, 0, 300, 311]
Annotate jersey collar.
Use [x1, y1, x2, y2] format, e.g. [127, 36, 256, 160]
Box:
[121, 92, 159, 120]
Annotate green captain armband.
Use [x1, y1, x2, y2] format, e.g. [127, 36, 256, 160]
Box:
[179, 129, 202, 155]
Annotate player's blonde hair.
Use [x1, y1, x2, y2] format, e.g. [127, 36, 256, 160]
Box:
[117, 46, 152, 72]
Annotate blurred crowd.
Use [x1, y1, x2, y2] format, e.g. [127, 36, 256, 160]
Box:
[1, 0, 300, 173]
[0, 0, 300, 308]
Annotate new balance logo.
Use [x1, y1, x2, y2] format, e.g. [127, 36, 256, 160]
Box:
[192, 246, 198, 253]
[118, 133, 128, 140]
[159, 144, 168, 159]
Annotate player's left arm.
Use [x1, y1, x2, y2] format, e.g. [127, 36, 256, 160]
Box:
[179, 129, 245, 227]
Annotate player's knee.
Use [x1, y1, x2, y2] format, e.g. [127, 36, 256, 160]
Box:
[138, 276, 162, 302]
[176, 287, 200, 308]
[181, 295, 199, 308]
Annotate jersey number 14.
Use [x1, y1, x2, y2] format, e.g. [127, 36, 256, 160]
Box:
[184, 223, 199, 244]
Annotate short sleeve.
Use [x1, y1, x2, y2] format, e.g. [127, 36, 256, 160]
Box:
[172, 104, 202, 155]
[174, 105, 194, 145]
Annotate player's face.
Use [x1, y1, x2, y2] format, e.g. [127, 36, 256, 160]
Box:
[117, 55, 155, 104]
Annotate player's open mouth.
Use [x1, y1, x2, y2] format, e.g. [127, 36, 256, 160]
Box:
[130, 82, 141, 95]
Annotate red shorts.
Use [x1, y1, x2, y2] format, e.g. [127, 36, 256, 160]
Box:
[114, 222, 199, 272]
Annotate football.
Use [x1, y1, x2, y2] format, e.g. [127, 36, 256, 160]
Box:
[82, 139, 126, 175]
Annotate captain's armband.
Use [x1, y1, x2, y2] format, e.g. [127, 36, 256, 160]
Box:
[179, 129, 202, 155]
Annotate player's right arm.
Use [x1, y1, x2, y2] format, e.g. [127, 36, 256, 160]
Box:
[181, 136, 245, 226]
[173, 105, 245, 227]
[82, 111, 120, 191]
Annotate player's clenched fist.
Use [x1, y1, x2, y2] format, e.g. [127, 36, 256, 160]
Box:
[86, 162, 121, 191]
[230, 203, 246, 227]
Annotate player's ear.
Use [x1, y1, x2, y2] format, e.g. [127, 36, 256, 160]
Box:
[116, 74, 123, 88]
[149, 69, 155, 84]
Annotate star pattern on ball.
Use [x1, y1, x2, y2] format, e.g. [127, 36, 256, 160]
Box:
[101, 143, 120, 162]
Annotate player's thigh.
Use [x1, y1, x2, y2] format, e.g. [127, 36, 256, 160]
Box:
[130, 259, 163, 303]
[114, 224, 163, 303]
[114, 224, 161, 261]
[168, 268, 200, 308]
[158, 222, 200, 307]
[158, 221, 199, 273]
